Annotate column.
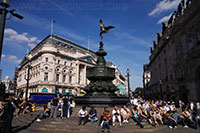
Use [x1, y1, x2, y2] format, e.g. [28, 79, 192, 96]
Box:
[76, 63, 79, 84]
[83, 65, 86, 85]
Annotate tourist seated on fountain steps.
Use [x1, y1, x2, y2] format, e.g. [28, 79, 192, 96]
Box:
[131, 105, 144, 128]
[99, 107, 112, 126]
[88, 106, 98, 122]
[101, 110, 111, 132]
[36, 104, 50, 122]
[112, 106, 122, 126]
[78, 106, 88, 125]
[120, 105, 131, 123]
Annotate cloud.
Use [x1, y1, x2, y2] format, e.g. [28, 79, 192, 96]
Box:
[157, 13, 172, 24]
[28, 43, 36, 49]
[5, 28, 39, 43]
[148, 0, 181, 16]
[6, 55, 22, 64]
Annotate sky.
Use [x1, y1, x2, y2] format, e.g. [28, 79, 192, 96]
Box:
[0, 0, 182, 90]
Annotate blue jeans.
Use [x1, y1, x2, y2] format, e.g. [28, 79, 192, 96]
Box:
[39, 113, 49, 120]
[132, 116, 144, 127]
[165, 119, 175, 127]
[62, 106, 69, 118]
[88, 117, 98, 122]
[102, 121, 110, 131]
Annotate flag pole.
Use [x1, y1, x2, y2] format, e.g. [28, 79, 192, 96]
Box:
[51, 19, 53, 36]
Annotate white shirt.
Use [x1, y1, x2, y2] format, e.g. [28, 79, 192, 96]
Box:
[121, 108, 130, 115]
[133, 98, 138, 105]
[112, 109, 120, 115]
[79, 109, 87, 117]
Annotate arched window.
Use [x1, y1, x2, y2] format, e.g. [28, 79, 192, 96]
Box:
[52, 89, 55, 93]
[42, 88, 48, 92]
[62, 90, 66, 94]
[56, 89, 59, 93]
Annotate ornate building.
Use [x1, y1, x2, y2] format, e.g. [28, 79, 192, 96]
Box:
[144, 0, 200, 103]
[17, 35, 97, 97]
[107, 62, 128, 96]
[143, 64, 150, 99]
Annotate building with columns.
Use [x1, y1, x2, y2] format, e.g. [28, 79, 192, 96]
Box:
[144, 0, 200, 103]
[16, 34, 97, 97]
[107, 62, 128, 96]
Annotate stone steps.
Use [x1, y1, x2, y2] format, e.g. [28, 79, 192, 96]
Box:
[12, 106, 200, 133]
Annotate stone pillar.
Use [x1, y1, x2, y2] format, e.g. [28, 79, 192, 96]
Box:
[76, 63, 79, 84]
[83, 65, 86, 86]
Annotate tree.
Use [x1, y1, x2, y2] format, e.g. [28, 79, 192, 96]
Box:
[134, 87, 144, 97]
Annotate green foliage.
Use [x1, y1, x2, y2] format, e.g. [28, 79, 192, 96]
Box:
[134, 87, 144, 96]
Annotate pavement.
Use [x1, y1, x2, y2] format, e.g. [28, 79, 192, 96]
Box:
[12, 106, 200, 133]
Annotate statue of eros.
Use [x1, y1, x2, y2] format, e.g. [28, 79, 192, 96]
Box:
[99, 19, 115, 40]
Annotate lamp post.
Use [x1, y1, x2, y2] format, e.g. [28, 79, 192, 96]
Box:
[24, 62, 32, 101]
[159, 79, 163, 100]
[0, 0, 23, 62]
[126, 68, 130, 99]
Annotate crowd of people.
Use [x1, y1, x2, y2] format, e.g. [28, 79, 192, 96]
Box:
[1, 94, 200, 133]
[36, 95, 75, 121]
[0, 96, 36, 133]
[76, 97, 200, 132]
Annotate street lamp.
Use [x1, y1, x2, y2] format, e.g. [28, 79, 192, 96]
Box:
[24, 62, 32, 101]
[126, 68, 130, 99]
[0, 0, 23, 62]
[159, 79, 163, 100]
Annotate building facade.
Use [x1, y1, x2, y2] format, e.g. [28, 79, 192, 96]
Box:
[143, 64, 151, 99]
[17, 35, 97, 97]
[144, 0, 200, 103]
[107, 62, 128, 96]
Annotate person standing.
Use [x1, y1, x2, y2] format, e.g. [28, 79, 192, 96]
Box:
[62, 96, 69, 119]
[50, 96, 59, 118]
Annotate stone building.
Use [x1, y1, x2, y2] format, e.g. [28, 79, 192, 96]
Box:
[144, 0, 200, 103]
[143, 64, 151, 99]
[17, 35, 97, 97]
[107, 62, 128, 95]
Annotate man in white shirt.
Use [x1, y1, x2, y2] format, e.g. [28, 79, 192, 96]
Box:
[120, 105, 131, 123]
[112, 106, 122, 126]
[78, 106, 88, 125]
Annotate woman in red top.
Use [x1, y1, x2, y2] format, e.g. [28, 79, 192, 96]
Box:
[101, 110, 111, 132]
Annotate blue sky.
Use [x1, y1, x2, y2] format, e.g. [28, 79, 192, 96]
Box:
[0, 0, 182, 90]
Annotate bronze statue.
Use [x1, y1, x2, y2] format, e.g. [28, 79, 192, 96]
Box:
[99, 19, 115, 40]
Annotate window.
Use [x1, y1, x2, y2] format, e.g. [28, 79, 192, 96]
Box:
[56, 74, 59, 82]
[44, 72, 48, 81]
[63, 75, 66, 82]
[69, 76, 72, 83]
[45, 57, 48, 62]
[42, 88, 48, 92]
[58, 60, 60, 64]
[70, 63, 73, 66]
[64, 61, 67, 65]
[45, 66, 48, 70]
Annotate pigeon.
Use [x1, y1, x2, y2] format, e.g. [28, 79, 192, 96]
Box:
[99, 19, 115, 40]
